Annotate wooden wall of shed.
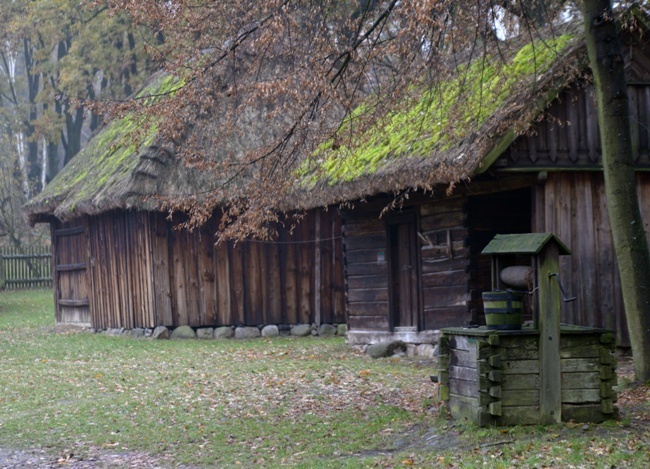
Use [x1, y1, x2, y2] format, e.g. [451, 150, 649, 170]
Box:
[533, 172, 650, 347]
[87, 211, 156, 330]
[80, 208, 344, 329]
[153, 209, 345, 328]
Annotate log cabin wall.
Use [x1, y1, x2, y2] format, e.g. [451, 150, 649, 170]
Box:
[418, 197, 471, 330]
[342, 195, 472, 339]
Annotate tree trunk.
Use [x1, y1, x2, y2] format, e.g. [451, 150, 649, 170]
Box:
[582, 0, 650, 381]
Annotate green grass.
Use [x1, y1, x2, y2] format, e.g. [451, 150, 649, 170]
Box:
[1, 289, 649, 468]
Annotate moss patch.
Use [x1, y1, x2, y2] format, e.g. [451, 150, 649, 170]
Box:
[31, 74, 181, 213]
[303, 34, 574, 184]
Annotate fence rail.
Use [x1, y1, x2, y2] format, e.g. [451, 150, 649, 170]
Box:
[0, 247, 53, 290]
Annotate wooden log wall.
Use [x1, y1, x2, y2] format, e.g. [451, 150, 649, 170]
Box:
[418, 197, 471, 330]
[82, 208, 345, 329]
[52, 220, 91, 325]
[534, 172, 650, 347]
[342, 195, 472, 333]
[341, 200, 391, 332]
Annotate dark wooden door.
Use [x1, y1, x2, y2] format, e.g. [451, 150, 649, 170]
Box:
[53, 221, 90, 326]
[389, 216, 419, 329]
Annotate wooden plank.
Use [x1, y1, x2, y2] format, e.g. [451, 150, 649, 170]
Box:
[198, 226, 217, 326]
[537, 242, 562, 424]
[314, 210, 322, 327]
[498, 406, 541, 426]
[450, 348, 478, 368]
[501, 373, 539, 391]
[347, 301, 389, 316]
[448, 335, 476, 352]
[449, 365, 478, 382]
[502, 390, 539, 407]
[561, 372, 600, 390]
[347, 275, 388, 290]
[245, 242, 263, 325]
[229, 241, 246, 326]
[560, 358, 600, 373]
[265, 240, 283, 324]
[54, 226, 85, 237]
[152, 214, 173, 326]
[298, 218, 313, 324]
[58, 298, 90, 307]
[344, 234, 386, 251]
[449, 394, 479, 422]
[215, 239, 232, 325]
[346, 262, 388, 277]
[284, 231, 298, 324]
[347, 288, 389, 303]
[502, 360, 540, 375]
[561, 404, 610, 423]
[449, 379, 478, 397]
[347, 315, 389, 331]
[561, 389, 601, 404]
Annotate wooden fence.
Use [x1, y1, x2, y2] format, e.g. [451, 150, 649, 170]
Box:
[0, 247, 53, 290]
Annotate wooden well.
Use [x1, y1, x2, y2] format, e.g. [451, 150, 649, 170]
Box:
[438, 233, 618, 426]
[437, 327, 617, 426]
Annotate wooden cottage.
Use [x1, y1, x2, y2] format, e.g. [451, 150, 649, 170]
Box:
[295, 20, 650, 349]
[24, 76, 345, 331]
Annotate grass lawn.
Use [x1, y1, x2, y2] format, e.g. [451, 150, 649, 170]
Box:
[0, 289, 649, 468]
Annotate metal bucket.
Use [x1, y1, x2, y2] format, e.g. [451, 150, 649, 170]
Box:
[482, 290, 524, 330]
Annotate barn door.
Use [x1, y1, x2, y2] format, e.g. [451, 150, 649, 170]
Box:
[389, 215, 420, 329]
[52, 222, 90, 326]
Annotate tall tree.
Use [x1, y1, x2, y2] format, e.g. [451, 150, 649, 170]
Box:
[110, 0, 650, 381]
[581, 0, 650, 380]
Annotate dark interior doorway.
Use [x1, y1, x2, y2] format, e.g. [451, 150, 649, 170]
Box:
[467, 187, 532, 325]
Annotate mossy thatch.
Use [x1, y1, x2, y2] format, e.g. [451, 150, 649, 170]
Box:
[24, 74, 215, 224]
[294, 33, 585, 209]
[26, 31, 588, 222]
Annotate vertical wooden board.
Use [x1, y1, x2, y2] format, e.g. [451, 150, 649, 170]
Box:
[198, 226, 217, 326]
[170, 228, 188, 326]
[229, 241, 246, 325]
[125, 213, 142, 328]
[576, 173, 597, 326]
[298, 218, 314, 324]
[319, 212, 333, 324]
[265, 240, 282, 324]
[284, 229, 298, 324]
[184, 231, 201, 327]
[244, 241, 263, 325]
[215, 239, 232, 325]
[151, 214, 173, 326]
[115, 213, 133, 329]
[333, 211, 346, 324]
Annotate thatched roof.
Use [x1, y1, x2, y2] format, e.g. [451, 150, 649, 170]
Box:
[26, 27, 595, 223]
[293, 33, 585, 209]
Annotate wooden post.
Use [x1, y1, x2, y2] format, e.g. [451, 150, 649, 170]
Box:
[314, 210, 321, 327]
[537, 242, 562, 424]
[0, 252, 5, 290]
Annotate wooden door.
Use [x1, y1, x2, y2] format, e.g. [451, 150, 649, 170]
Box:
[389, 216, 419, 329]
[52, 221, 90, 326]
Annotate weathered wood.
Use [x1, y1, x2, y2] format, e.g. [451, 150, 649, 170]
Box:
[501, 360, 539, 374]
[449, 378, 478, 397]
[501, 373, 540, 391]
[561, 372, 600, 389]
[538, 242, 562, 424]
[561, 389, 601, 404]
[561, 358, 600, 373]
[449, 394, 479, 422]
[450, 365, 478, 382]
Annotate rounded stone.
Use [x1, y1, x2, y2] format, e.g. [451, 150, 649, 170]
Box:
[196, 327, 214, 340]
[261, 325, 280, 338]
[290, 324, 312, 337]
[235, 326, 261, 339]
[318, 324, 337, 336]
[214, 326, 235, 339]
[170, 325, 197, 339]
[336, 324, 347, 336]
[152, 326, 170, 340]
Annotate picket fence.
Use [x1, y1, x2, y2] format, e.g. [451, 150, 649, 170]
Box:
[0, 247, 53, 290]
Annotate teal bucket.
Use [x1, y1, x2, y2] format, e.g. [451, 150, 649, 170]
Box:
[482, 290, 524, 330]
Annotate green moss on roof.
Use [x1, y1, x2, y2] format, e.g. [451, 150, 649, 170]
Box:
[30, 74, 181, 215]
[304, 34, 574, 184]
